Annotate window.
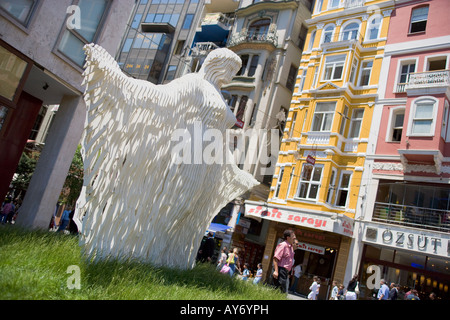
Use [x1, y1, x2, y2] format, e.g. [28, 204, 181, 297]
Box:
[235, 96, 248, 122]
[322, 25, 334, 43]
[336, 172, 351, 207]
[165, 65, 176, 81]
[182, 14, 194, 29]
[312, 102, 336, 132]
[308, 30, 316, 51]
[0, 0, 38, 26]
[399, 63, 415, 84]
[326, 168, 337, 204]
[238, 55, 249, 75]
[286, 166, 296, 199]
[248, 19, 270, 40]
[410, 98, 436, 135]
[311, 67, 318, 89]
[349, 108, 364, 138]
[248, 55, 259, 77]
[289, 111, 298, 138]
[274, 167, 284, 198]
[57, 0, 110, 67]
[341, 22, 359, 41]
[410, 6, 429, 33]
[390, 109, 404, 142]
[367, 15, 382, 40]
[359, 60, 373, 86]
[329, 0, 340, 9]
[174, 40, 185, 55]
[323, 54, 345, 81]
[131, 13, 142, 29]
[315, 0, 323, 13]
[339, 105, 349, 136]
[286, 65, 298, 92]
[349, 58, 358, 84]
[295, 164, 323, 200]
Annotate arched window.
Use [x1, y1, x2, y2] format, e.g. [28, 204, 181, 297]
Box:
[248, 19, 271, 40]
[341, 22, 359, 41]
[322, 25, 335, 43]
[367, 15, 382, 40]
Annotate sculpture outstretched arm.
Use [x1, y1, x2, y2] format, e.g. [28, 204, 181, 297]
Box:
[80, 44, 173, 194]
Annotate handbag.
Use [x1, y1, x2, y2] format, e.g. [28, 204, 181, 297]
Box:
[220, 264, 230, 274]
[355, 282, 360, 294]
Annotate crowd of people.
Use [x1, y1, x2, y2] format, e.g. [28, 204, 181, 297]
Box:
[0, 197, 19, 225]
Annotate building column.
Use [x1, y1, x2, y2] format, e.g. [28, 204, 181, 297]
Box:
[261, 221, 278, 282]
[17, 95, 85, 229]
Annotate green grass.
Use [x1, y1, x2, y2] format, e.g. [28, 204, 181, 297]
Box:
[0, 227, 285, 300]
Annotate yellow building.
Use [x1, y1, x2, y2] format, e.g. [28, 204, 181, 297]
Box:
[245, 0, 394, 298]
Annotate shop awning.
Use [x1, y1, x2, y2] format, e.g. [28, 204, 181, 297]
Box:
[207, 223, 232, 234]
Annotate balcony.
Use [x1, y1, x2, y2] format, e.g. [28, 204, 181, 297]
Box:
[227, 30, 278, 49]
[405, 70, 450, 96]
[373, 202, 450, 232]
[190, 42, 219, 57]
[320, 32, 364, 51]
[343, 0, 365, 9]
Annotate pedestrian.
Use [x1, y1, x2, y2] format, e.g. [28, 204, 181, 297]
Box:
[330, 280, 339, 300]
[253, 263, 263, 285]
[226, 247, 241, 277]
[345, 274, 359, 300]
[337, 284, 345, 300]
[57, 209, 71, 232]
[289, 263, 302, 294]
[272, 229, 296, 293]
[198, 232, 215, 263]
[308, 276, 320, 300]
[68, 209, 78, 235]
[1, 198, 15, 224]
[429, 292, 437, 300]
[406, 289, 420, 300]
[377, 279, 390, 300]
[242, 263, 250, 281]
[216, 247, 228, 271]
[389, 282, 398, 300]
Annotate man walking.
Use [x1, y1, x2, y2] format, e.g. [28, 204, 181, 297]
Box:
[377, 279, 390, 300]
[273, 229, 296, 293]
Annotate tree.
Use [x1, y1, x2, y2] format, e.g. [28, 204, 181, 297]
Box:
[59, 145, 84, 206]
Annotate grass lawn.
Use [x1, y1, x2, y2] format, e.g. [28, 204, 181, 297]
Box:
[0, 226, 286, 300]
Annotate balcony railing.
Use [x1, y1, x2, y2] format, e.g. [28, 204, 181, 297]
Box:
[202, 12, 234, 29]
[373, 202, 450, 232]
[344, 0, 365, 9]
[405, 70, 450, 90]
[227, 30, 278, 48]
[321, 31, 364, 48]
[190, 42, 219, 57]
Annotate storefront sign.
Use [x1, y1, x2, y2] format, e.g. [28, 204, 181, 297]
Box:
[244, 201, 355, 237]
[364, 224, 450, 258]
[297, 241, 325, 255]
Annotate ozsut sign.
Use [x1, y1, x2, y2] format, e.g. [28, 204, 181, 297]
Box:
[245, 201, 354, 237]
[364, 223, 450, 258]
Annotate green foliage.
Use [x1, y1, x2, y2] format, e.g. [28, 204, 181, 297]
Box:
[0, 228, 285, 300]
[59, 145, 84, 206]
[11, 151, 39, 192]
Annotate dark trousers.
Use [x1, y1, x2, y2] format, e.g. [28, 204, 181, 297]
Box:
[274, 267, 289, 293]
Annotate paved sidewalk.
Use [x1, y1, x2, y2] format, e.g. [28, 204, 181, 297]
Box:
[287, 293, 307, 300]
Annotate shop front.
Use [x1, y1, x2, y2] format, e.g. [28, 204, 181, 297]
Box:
[245, 200, 354, 299]
[359, 222, 450, 300]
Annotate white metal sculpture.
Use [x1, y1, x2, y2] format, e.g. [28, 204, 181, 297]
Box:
[75, 44, 258, 269]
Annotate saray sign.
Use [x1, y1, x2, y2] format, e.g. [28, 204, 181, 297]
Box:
[245, 201, 354, 237]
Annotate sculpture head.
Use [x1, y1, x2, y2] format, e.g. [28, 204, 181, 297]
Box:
[199, 48, 242, 88]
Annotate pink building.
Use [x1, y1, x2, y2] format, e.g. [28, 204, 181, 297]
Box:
[352, 0, 450, 301]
